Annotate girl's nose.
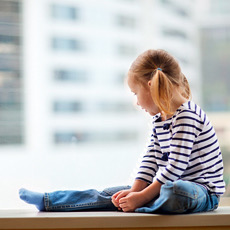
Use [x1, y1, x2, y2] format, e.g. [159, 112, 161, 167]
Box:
[137, 101, 140, 106]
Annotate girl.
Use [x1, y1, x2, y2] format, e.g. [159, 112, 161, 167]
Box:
[19, 49, 225, 214]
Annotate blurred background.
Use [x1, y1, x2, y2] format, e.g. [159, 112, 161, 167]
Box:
[0, 0, 229, 209]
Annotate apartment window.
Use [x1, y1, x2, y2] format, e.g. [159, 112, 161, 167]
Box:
[0, 35, 20, 45]
[177, 56, 189, 65]
[52, 37, 83, 51]
[116, 15, 136, 28]
[0, 88, 21, 108]
[159, 0, 189, 17]
[0, 70, 19, 81]
[117, 44, 137, 56]
[210, 0, 230, 15]
[0, 35, 20, 54]
[0, 133, 23, 145]
[54, 131, 138, 144]
[162, 28, 187, 40]
[53, 101, 83, 113]
[0, 1, 20, 14]
[54, 69, 87, 82]
[175, 8, 189, 17]
[98, 101, 134, 112]
[114, 73, 126, 85]
[51, 4, 78, 20]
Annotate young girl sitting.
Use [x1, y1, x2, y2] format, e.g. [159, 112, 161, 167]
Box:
[19, 49, 225, 213]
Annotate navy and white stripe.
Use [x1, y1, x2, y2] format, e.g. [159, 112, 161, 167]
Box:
[136, 101, 225, 195]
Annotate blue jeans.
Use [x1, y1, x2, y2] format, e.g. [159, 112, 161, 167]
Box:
[44, 181, 219, 214]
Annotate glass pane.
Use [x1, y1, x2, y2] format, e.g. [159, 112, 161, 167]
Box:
[0, 0, 230, 210]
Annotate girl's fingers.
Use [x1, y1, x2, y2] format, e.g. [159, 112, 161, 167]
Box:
[112, 191, 122, 199]
[119, 202, 127, 209]
[119, 197, 126, 204]
[111, 196, 119, 207]
[115, 193, 123, 201]
[116, 191, 129, 201]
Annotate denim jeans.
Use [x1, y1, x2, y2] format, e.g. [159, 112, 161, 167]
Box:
[44, 185, 131, 212]
[44, 181, 219, 214]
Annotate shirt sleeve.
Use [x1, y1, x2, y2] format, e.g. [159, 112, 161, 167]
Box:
[156, 111, 204, 184]
[136, 130, 159, 184]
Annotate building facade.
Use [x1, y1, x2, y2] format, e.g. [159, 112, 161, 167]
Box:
[0, 0, 23, 145]
[0, 0, 200, 208]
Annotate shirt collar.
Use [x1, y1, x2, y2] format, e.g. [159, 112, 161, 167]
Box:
[152, 113, 162, 123]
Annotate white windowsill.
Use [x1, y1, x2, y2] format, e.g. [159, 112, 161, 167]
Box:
[0, 206, 230, 230]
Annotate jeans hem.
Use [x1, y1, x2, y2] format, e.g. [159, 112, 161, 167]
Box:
[44, 193, 49, 211]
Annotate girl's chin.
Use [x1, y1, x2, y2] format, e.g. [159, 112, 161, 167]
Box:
[148, 111, 154, 116]
[148, 111, 159, 116]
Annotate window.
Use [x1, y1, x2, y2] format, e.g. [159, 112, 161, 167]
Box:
[0, 35, 20, 46]
[51, 4, 78, 20]
[0, 1, 20, 14]
[115, 73, 126, 85]
[54, 131, 138, 144]
[177, 56, 189, 65]
[52, 37, 83, 51]
[0, 87, 23, 145]
[53, 101, 134, 113]
[117, 44, 137, 56]
[116, 15, 136, 28]
[210, 0, 230, 15]
[0, 38, 20, 53]
[0, 133, 23, 145]
[162, 28, 188, 40]
[159, 0, 190, 17]
[54, 101, 83, 113]
[54, 69, 87, 82]
[98, 101, 135, 113]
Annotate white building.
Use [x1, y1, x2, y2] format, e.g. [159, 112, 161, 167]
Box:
[24, 0, 199, 151]
[0, 0, 199, 209]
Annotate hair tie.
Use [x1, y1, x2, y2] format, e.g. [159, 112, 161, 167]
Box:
[157, 68, 162, 71]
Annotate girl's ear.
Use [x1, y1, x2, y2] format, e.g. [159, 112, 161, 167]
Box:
[148, 80, 151, 87]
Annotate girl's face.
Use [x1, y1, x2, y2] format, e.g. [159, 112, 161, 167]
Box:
[127, 75, 160, 116]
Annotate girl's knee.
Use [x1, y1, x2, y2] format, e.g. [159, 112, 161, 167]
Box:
[159, 180, 197, 213]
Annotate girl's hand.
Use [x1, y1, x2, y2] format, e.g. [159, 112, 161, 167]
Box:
[119, 191, 148, 212]
[111, 189, 132, 210]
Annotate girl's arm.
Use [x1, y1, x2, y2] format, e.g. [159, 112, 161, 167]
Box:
[131, 179, 149, 191]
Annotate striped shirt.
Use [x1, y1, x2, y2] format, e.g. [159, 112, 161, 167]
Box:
[136, 101, 225, 195]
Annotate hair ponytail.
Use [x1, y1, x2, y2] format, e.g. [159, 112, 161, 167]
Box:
[181, 73, 191, 100]
[150, 70, 174, 116]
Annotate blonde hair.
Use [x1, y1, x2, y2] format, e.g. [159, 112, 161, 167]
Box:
[128, 49, 191, 116]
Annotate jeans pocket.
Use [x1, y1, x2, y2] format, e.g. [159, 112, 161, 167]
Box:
[173, 181, 198, 199]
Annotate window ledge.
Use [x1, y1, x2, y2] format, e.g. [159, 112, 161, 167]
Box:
[0, 207, 230, 230]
